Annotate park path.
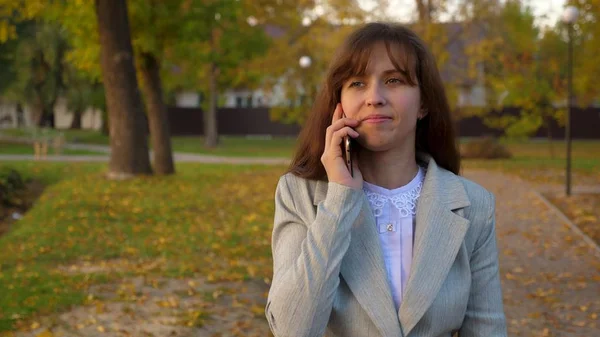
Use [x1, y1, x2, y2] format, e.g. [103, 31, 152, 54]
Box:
[0, 153, 290, 165]
[0, 135, 291, 165]
[465, 170, 599, 336]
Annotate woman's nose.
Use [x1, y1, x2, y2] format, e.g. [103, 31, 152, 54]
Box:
[365, 84, 386, 106]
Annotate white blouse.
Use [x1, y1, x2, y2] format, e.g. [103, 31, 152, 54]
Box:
[362, 166, 425, 311]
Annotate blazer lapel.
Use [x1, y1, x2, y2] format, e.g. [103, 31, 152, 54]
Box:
[311, 153, 471, 337]
[398, 154, 471, 336]
[313, 180, 402, 337]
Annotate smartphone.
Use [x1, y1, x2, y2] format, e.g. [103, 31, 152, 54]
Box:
[344, 135, 353, 177]
[342, 112, 354, 177]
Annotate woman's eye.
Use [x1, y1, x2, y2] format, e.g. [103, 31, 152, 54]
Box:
[386, 78, 403, 84]
[348, 81, 363, 88]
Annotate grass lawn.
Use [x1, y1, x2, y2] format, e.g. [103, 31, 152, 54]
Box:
[462, 139, 600, 185]
[0, 161, 287, 332]
[0, 141, 103, 156]
[0, 128, 109, 146]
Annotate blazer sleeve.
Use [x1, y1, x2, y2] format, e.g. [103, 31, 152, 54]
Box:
[265, 174, 363, 337]
[460, 193, 508, 336]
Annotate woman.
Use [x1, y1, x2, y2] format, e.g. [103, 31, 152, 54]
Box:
[265, 22, 507, 337]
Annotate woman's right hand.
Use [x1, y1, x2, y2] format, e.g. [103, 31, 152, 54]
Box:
[321, 103, 363, 190]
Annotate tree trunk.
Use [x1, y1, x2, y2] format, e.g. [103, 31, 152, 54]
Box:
[31, 98, 44, 127]
[43, 96, 57, 128]
[140, 52, 175, 175]
[204, 62, 219, 148]
[95, 0, 152, 179]
[415, 0, 434, 24]
[544, 114, 554, 159]
[70, 109, 82, 129]
[15, 103, 24, 127]
[44, 108, 55, 128]
[101, 109, 109, 135]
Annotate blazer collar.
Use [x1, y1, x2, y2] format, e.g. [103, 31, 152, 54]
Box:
[312, 152, 471, 336]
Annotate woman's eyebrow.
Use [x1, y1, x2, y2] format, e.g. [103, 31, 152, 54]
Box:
[381, 69, 407, 76]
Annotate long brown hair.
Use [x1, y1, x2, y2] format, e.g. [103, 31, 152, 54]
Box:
[288, 22, 461, 180]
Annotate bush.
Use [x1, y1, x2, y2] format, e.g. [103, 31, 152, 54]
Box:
[460, 137, 512, 159]
[0, 167, 27, 207]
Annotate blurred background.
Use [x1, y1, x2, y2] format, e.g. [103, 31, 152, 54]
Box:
[0, 0, 598, 336]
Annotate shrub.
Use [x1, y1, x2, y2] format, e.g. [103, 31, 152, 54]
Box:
[460, 137, 512, 159]
[0, 167, 26, 207]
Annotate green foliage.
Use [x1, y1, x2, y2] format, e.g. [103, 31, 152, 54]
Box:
[1, 20, 67, 119]
[459, 1, 570, 138]
[64, 71, 105, 114]
[40, 0, 271, 99]
[567, 0, 600, 105]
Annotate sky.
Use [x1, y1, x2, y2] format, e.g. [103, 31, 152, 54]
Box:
[359, 0, 567, 29]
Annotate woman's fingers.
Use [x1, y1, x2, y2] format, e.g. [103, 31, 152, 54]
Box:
[325, 104, 342, 149]
[322, 104, 362, 189]
[326, 104, 357, 142]
[332, 127, 359, 148]
[332, 103, 342, 124]
[323, 126, 358, 160]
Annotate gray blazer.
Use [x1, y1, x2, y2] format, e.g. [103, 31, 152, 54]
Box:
[265, 153, 507, 337]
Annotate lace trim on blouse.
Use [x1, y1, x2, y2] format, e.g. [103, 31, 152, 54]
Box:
[363, 168, 425, 218]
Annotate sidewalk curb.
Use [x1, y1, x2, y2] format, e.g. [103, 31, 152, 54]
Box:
[532, 189, 600, 259]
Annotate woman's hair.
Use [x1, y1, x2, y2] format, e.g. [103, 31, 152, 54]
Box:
[287, 22, 461, 180]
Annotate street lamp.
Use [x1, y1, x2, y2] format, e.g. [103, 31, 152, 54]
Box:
[299, 55, 312, 69]
[562, 6, 579, 196]
[246, 16, 258, 27]
[302, 17, 312, 27]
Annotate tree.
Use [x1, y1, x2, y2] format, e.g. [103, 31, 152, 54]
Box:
[94, 0, 152, 178]
[248, 0, 376, 125]
[166, 0, 271, 148]
[1, 1, 106, 131]
[127, 0, 183, 174]
[49, 0, 175, 173]
[453, 0, 572, 157]
[567, 0, 600, 106]
[49, 0, 270, 160]
[3, 20, 68, 127]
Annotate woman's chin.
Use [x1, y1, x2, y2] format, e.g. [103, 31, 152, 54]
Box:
[357, 138, 396, 153]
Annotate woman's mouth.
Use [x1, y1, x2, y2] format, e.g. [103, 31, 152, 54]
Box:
[362, 115, 392, 124]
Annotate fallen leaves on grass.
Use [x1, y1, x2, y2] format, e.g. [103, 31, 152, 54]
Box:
[0, 164, 286, 333]
[545, 193, 600, 246]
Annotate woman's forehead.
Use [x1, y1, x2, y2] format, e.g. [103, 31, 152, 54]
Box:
[364, 43, 405, 73]
[349, 40, 416, 76]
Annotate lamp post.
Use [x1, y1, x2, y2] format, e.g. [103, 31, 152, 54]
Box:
[562, 6, 578, 196]
[298, 56, 312, 108]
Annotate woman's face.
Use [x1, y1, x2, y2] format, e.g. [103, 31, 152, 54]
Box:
[340, 42, 423, 152]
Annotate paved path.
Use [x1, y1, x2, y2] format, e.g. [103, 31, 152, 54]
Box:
[0, 153, 290, 165]
[465, 170, 599, 336]
[0, 136, 291, 165]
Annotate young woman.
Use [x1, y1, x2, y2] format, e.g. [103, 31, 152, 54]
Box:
[265, 22, 507, 337]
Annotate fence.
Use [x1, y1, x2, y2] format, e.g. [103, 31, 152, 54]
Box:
[168, 106, 600, 139]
